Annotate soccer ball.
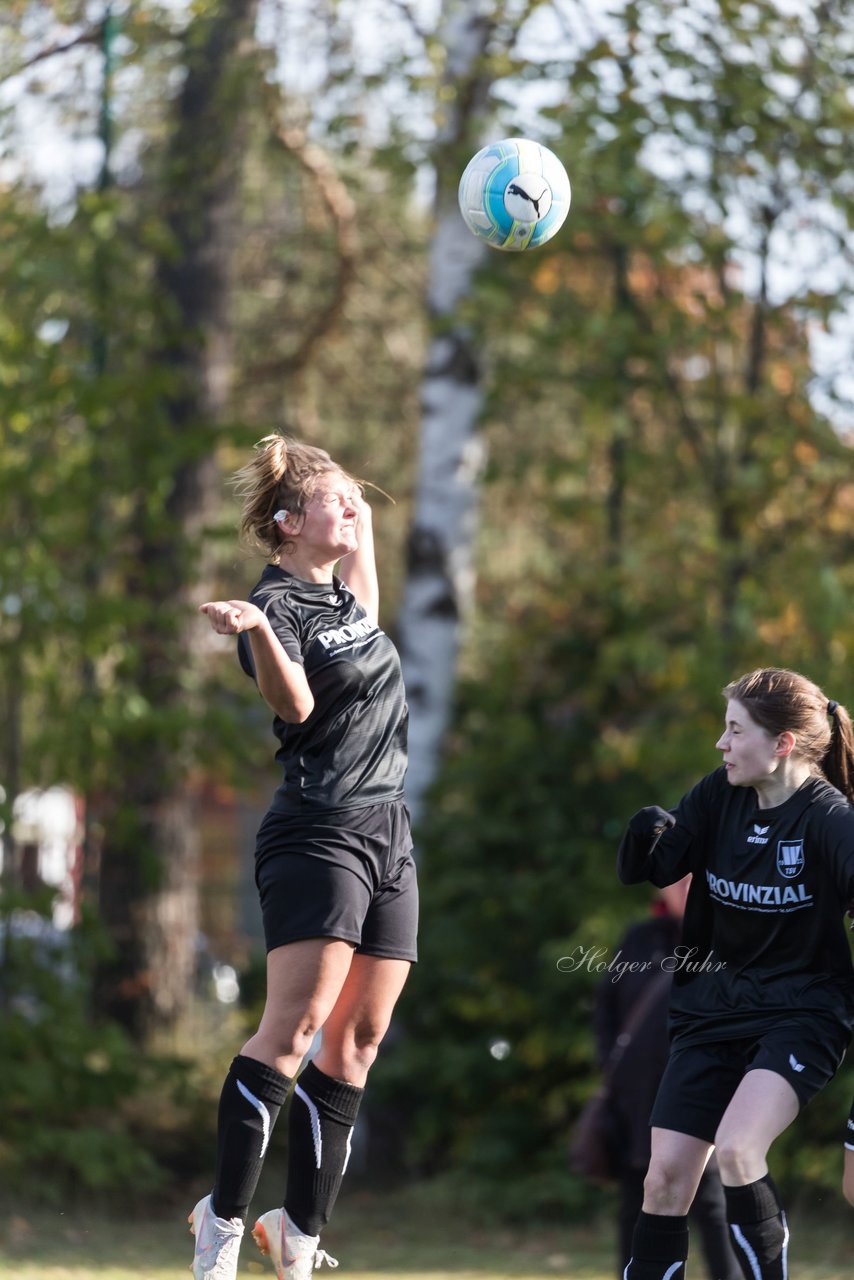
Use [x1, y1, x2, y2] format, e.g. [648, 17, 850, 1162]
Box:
[457, 137, 571, 252]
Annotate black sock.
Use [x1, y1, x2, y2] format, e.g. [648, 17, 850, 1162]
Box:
[724, 1175, 788, 1280]
[284, 1060, 364, 1236]
[624, 1211, 689, 1280]
[212, 1054, 291, 1221]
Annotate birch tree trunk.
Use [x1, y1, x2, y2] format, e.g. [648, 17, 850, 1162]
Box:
[398, 0, 495, 827]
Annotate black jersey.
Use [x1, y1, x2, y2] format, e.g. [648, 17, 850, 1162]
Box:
[618, 768, 854, 1045]
[237, 565, 408, 812]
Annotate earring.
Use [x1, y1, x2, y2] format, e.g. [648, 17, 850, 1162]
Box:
[273, 509, 289, 525]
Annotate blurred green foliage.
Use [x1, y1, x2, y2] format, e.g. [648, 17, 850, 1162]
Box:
[0, 891, 207, 1200]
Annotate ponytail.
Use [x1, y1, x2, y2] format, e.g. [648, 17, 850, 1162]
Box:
[824, 702, 854, 805]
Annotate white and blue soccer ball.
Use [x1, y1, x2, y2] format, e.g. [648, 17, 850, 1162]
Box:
[457, 137, 571, 252]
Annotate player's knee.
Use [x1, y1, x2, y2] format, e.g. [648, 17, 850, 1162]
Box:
[643, 1160, 693, 1215]
[261, 1003, 326, 1063]
[843, 1162, 854, 1208]
[714, 1132, 758, 1183]
[342, 1018, 387, 1075]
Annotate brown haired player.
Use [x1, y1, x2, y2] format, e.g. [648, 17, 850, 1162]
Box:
[617, 669, 854, 1280]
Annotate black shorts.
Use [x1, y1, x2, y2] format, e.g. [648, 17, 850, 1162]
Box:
[846, 1097, 854, 1151]
[650, 1018, 850, 1144]
[254, 798, 418, 962]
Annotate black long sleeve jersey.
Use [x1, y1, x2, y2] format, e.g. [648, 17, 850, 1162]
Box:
[617, 768, 854, 1046]
[237, 565, 408, 812]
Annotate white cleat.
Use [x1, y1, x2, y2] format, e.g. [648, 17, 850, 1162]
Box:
[188, 1194, 245, 1280]
[252, 1207, 339, 1279]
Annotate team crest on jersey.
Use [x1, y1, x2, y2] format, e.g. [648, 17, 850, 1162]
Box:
[776, 839, 804, 879]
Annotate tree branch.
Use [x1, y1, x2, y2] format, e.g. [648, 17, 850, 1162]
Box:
[386, 0, 429, 45]
[245, 81, 360, 381]
[0, 29, 101, 85]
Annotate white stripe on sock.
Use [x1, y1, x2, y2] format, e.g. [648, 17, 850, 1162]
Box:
[236, 1079, 272, 1160]
[730, 1225, 762, 1280]
[340, 1126, 354, 1177]
[622, 1258, 683, 1279]
[295, 1083, 323, 1169]
[781, 1210, 790, 1280]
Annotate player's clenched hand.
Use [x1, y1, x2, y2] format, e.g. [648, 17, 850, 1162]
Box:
[628, 805, 676, 841]
[199, 600, 266, 635]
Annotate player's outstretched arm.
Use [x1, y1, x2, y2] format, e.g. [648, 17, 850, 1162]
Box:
[199, 600, 314, 723]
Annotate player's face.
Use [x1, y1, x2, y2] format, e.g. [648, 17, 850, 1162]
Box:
[300, 471, 360, 557]
[716, 699, 781, 789]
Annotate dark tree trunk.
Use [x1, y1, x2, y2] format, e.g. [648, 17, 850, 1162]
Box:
[95, 0, 259, 1039]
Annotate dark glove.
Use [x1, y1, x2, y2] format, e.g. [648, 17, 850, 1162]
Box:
[628, 805, 676, 842]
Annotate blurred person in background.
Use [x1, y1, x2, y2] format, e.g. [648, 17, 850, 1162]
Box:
[594, 877, 741, 1280]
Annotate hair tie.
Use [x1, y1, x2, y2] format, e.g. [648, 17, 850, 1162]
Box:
[827, 700, 839, 717]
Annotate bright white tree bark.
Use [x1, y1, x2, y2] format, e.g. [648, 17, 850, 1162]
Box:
[398, 0, 495, 827]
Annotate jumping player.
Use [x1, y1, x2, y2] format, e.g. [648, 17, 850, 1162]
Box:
[190, 435, 417, 1280]
[617, 668, 854, 1280]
